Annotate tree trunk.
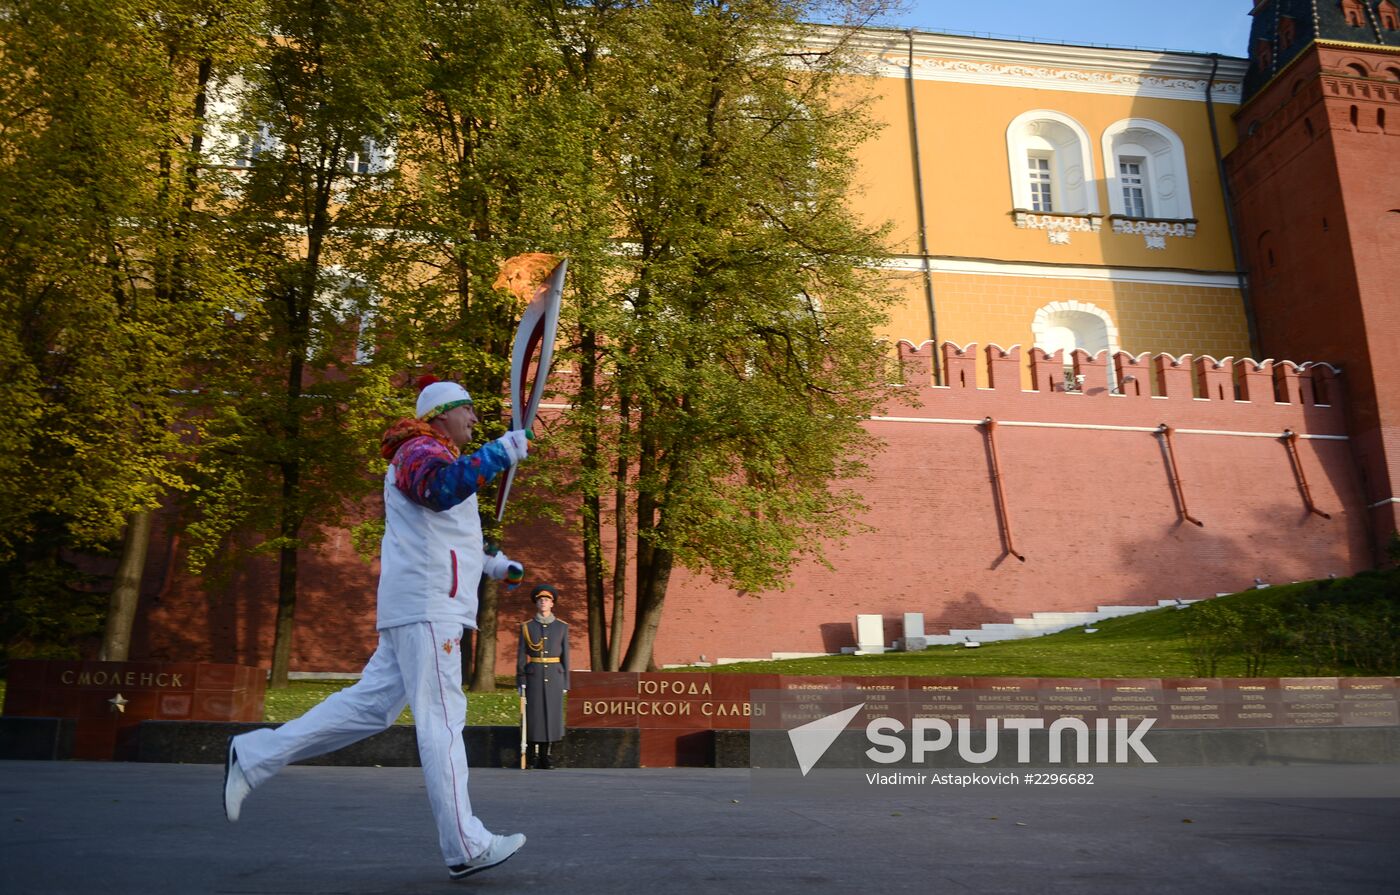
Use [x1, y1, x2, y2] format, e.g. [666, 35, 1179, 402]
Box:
[269, 461, 300, 689]
[578, 329, 607, 670]
[622, 545, 673, 672]
[269, 312, 306, 690]
[622, 405, 659, 671]
[98, 510, 153, 662]
[470, 576, 498, 691]
[268, 307, 306, 689]
[607, 390, 631, 671]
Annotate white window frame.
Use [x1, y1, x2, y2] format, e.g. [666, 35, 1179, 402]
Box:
[1006, 110, 1098, 216]
[1031, 301, 1121, 392]
[343, 137, 395, 176]
[1027, 151, 1055, 212]
[314, 267, 377, 365]
[1102, 119, 1193, 221]
[234, 123, 278, 168]
[199, 75, 283, 169]
[1117, 154, 1150, 219]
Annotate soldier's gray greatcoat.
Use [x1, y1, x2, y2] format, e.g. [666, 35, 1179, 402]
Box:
[516, 616, 569, 742]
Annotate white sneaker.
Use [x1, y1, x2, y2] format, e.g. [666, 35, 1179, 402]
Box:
[223, 737, 251, 823]
[448, 833, 526, 880]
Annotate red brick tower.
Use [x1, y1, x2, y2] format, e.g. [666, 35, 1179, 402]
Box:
[1226, 0, 1400, 558]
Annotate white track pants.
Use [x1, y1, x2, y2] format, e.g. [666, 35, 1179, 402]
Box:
[231, 621, 491, 865]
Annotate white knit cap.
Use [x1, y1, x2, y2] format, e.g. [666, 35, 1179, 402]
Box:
[415, 378, 473, 420]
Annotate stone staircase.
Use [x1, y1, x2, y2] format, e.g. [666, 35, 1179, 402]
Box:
[920, 598, 1199, 647]
[710, 597, 1206, 664]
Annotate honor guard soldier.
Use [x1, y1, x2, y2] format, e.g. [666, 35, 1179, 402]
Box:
[516, 584, 570, 768]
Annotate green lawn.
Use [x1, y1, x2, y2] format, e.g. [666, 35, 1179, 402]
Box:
[261, 679, 525, 725]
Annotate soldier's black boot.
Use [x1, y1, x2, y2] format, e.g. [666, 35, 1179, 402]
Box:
[538, 742, 552, 770]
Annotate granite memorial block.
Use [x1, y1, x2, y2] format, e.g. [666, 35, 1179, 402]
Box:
[1037, 678, 1103, 723]
[971, 677, 1040, 724]
[638, 729, 714, 767]
[1161, 678, 1226, 729]
[900, 613, 927, 651]
[1101, 678, 1164, 724]
[843, 676, 909, 726]
[1278, 678, 1343, 727]
[853, 613, 887, 654]
[2, 659, 264, 760]
[1339, 677, 1398, 727]
[908, 676, 974, 723]
[705, 673, 778, 730]
[634, 673, 713, 731]
[776, 675, 851, 727]
[1221, 678, 1281, 728]
[565, 671, 638, 728]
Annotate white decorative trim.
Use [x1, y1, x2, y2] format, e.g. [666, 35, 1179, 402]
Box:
[1112, 217, 1197, 249]
[876, 255, 1241, 288]
[798, 27, 1248, 103]
[1014, 208, 1103, 246]
[1013, 211, 1103, 232]
[1031, 301, 1120, 352]
[1019, 211, 1103, 249]
[1111, 219, 1199, 238]
[869, 416, 1348, 440]
[903, 57, 1242, 102]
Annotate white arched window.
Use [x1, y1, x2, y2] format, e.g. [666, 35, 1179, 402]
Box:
[1103, 119, 1195, 248]
[1007, 111, 1100, 244]
[200, 76, 275, 167]
[1031, 301, 1120, 391]
[1102, 119, 1192, 220]
[1006, 111, 1098, 216]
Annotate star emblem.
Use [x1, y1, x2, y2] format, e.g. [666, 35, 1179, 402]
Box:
[108, 693, 128, 714]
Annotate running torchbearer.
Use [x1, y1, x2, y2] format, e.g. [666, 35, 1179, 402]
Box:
[221, 377, 532, 882]
[516, 584, 570, 769]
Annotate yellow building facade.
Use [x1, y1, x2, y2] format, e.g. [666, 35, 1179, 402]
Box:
[825, 29, 1254, 387]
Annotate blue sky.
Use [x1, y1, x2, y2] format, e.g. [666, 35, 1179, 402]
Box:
[871, 1, 1254, 57]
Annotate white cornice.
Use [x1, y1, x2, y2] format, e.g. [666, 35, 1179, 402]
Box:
[879, 255, 1242, 289]
[803, 25, 1249, 103]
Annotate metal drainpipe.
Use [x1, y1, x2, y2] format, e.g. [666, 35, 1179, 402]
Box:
[907, 29, 940, 383]
[1156, 424, 1205, 527]
[1282, 428, 1332, 518]
[1207, 53, 1261, 360]
[981, 418, 1026, 562]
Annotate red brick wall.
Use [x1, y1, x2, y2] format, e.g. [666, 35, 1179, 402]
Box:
[1226, 45, 1400, 551]
[132, 341, 1372, 673]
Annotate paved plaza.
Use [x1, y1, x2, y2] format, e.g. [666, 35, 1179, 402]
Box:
[2, 761, 1398, 894]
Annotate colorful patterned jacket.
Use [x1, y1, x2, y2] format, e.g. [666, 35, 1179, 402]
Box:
[374, 419, 515, 631]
